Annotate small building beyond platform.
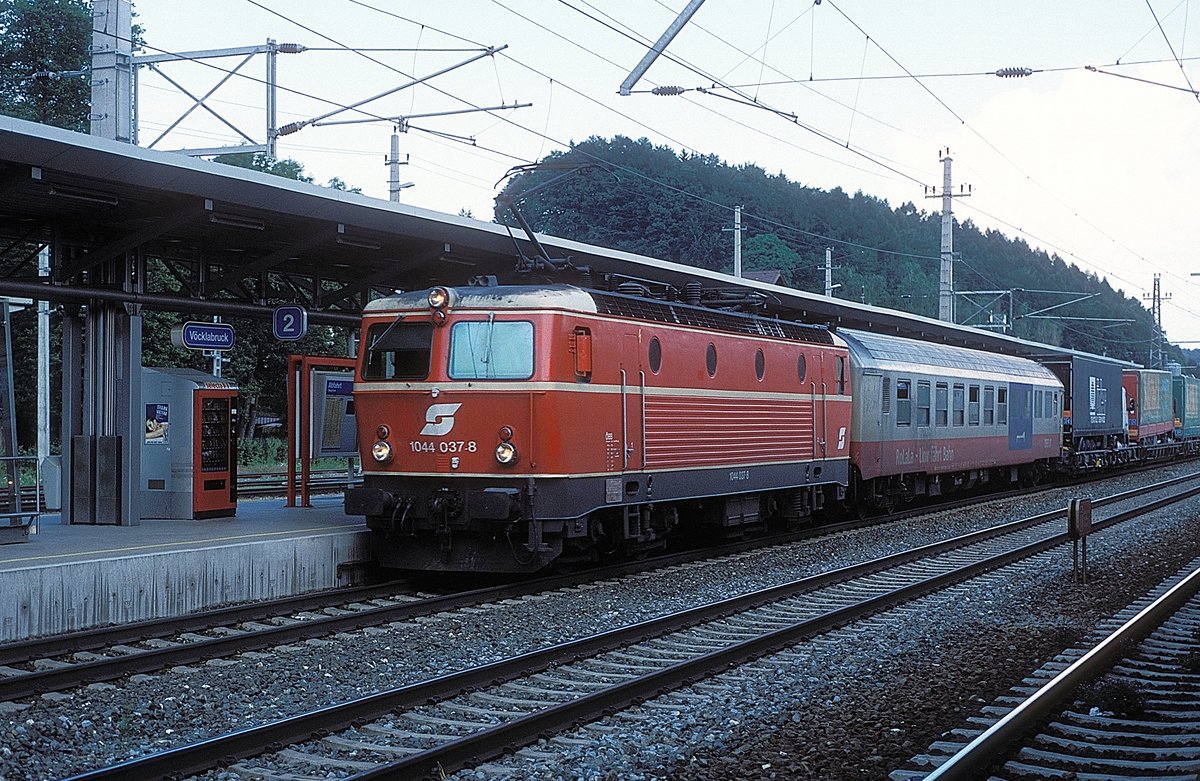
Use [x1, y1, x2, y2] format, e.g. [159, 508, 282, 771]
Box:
[0, 496, 369, 642]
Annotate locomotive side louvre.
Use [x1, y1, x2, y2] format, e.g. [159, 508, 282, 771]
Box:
[1124, 368, 1174, 444]
[839, 329, 1063, 506]
[348, 284, 853, 572]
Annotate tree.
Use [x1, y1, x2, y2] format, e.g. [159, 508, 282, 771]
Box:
[498, 135, 1161, 363]
[0, 0, 90, 131]
[200, 151, 356, 437]
[742, 233, 802, 284]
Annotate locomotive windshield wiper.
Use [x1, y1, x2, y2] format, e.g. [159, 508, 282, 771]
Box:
[481, 312, 495, 372]
[368, 313, 405, 351]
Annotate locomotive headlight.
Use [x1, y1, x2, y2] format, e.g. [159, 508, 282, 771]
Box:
[428, 287, 450, 309]
[371, 440, 394, 463]
[494, 441, 519, 465]
[375, 424, 390, 440]
[429, 286, 450, 327]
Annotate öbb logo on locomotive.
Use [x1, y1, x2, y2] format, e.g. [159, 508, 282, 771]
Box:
[419, 402, 462, 436]
[346, 281, 1198, 576]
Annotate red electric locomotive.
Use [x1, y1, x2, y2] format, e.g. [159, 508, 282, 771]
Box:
[345, 283, 852, 573]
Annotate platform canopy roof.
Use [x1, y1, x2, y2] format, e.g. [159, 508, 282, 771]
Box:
[0, 115, 1127, 363]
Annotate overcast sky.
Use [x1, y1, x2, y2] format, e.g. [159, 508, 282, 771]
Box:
[129, 0, 1200, 353]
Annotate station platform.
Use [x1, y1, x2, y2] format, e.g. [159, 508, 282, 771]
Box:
[0, 495, 370, 643]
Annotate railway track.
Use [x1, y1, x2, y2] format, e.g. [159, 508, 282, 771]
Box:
[0, 469, 1159, 704]
[55, 472, 1200, 780]
[894, 557, 1200, 780]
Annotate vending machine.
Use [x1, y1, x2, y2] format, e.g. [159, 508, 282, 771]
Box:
[142, 367, 238, 519]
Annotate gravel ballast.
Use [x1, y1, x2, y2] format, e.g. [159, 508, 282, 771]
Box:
[3, 466, 1199, 781]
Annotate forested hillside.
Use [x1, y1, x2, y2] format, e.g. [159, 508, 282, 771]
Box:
[495, 135, 1170, 366]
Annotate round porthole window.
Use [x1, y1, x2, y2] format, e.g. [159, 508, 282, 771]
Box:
[797, 353, 807, 383]
[755, 349, 765, 381]
[706, 343, 718, 378]
[648, 336, 662, 373]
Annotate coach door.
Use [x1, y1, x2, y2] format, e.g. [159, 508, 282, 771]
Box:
[1008, 383, 1034, 451]
[620, 333, 645, 473]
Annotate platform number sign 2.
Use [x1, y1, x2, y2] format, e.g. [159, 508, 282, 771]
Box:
[273, 305, 308, 341]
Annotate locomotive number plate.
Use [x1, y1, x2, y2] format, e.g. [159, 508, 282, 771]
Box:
[410, 440, 477, 453]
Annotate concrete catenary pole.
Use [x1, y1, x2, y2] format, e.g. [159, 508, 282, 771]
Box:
[925, 149, 970, 323]
[733, 205, 742, 278]
[938, 153, 954, 322]
[90, 0, 133, 142]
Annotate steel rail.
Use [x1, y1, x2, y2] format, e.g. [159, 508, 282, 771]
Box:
[59, 473, 1200, 781]
[5, 468, 1105, 692]
[922, 561, 1200, 780]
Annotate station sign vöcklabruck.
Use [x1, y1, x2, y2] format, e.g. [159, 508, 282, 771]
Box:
[171, 321, 236, 351]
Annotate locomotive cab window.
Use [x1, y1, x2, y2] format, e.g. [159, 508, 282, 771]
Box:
[363, 321, 433, 380]
[896, 379, 912, 426]
[448, 319, 534, 379]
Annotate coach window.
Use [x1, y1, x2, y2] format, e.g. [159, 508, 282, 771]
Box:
[983, 386, 995, 425]
[935, 382, 949, 426]
[706, 343, 718, 378]
[968, 385, 980, 425]
[896, 379, 912, 426]
[1034, 390, 1043, 419]
[917, 381, 931, 426]
[754, 349, 765, 381]
[648, 336, 662, 374]
[997, 386, 1009, 424]
[952, 384, 965, 426]
[797, 353, 807, 383]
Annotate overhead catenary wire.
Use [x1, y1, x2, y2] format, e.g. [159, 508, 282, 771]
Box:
[130, 2, 1195, 339]
[1143, 0, 1200, 102]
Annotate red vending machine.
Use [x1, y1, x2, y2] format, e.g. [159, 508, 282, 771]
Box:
[142, 368, 238, 519]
